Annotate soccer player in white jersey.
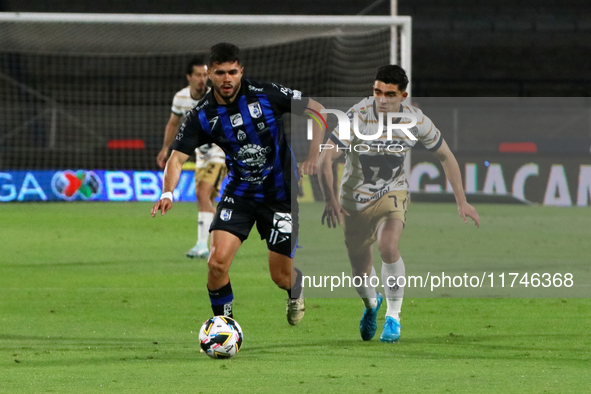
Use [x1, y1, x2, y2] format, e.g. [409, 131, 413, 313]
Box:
[156, 57, 227, 259]
[318, 65, 480, 342]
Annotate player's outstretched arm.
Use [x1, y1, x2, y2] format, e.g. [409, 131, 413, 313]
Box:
[299, 98, 325, 176]
[318, 142, 349, 228]
[157, 113, 182, 169]
[151, 150, 189, 217]
[432, 139, 480, 228]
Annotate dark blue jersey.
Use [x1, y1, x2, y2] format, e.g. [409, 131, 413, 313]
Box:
[171, 78, 308, 203]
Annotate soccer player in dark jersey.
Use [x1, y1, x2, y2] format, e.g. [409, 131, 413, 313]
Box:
[151, 43, 324, 325]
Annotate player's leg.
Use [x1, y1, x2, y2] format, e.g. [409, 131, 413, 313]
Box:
[344, 212, 383, 340]
[197, 180, 216, 249]
[348, 246, 379, 309]
[256, 201, 305, 325]
[206, 194, 254, 318]
[375, 192, 407, 342]
[186, 164, 214, 258]
[376, 218, 405, 313]
[187, 162, 226, 258]
[347, 245, 383, 341]
[268, 252, 304, 325]
[207, 230, 242, 317]
[268, 252, 293, 290]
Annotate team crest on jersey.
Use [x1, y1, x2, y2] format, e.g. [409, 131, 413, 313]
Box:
[237, 130, 247, 141]
[220, 209, 233, 221]
[359, 107, 367, 115]
[248, 102, 262, 118]
[230, 113, 243, 127]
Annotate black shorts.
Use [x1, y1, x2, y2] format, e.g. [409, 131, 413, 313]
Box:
[210, 194, 299, 258]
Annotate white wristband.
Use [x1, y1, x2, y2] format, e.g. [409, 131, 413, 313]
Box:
[160, 191, 173, 202]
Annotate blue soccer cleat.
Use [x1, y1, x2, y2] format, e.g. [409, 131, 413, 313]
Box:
[380, 316, 401, 343]
[359, 293, 383, 341]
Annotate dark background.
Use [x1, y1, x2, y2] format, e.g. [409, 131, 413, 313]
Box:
[3, 0, 590, 97]
[2, 0, 590, 170]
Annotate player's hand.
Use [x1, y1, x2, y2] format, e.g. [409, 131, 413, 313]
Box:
[321, 198, 349, 228]
[156, 149, 169, 169]
[151, 198, 173, 217]
[458, 201, 480, 228]
[298, 157, 318, 177]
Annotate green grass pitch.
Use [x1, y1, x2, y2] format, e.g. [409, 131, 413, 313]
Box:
[1, 202, 590, 393]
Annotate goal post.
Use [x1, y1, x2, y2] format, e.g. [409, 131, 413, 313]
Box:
[0, 13, 412, 171]
[0, 13, 411, 69]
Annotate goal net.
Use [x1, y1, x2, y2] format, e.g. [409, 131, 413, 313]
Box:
[0, 13, 411, 170]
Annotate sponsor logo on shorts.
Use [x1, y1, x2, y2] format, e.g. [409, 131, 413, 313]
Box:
[269, 212, 292, 245]
[354, 186, 391, 203]
[220, 209, 233, 221]
[273, 213, 292, 233]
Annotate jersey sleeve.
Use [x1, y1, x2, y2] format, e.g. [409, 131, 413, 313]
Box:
[171, 110, 215, 156]
[171, 94, 184, 116]
[415, 108, 443, 152]
[263, 82, 309, 115]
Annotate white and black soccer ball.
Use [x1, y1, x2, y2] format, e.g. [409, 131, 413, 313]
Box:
[199, 316, 244, 359]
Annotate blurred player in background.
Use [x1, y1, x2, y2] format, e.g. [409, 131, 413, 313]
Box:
[156, 57, 227, 259]
[319, 65, 480, 342]
[152, 43, 325, 325]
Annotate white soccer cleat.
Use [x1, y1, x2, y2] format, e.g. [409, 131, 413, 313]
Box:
[185, 242, 209, 259]
[286, 288, 305, 326]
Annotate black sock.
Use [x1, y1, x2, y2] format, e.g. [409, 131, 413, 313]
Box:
[208, 281, 233, 317]
[288, 267, 303, 299]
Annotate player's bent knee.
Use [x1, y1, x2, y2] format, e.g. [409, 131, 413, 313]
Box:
[377, 243, 400, 264]
[270, 270, 291, 290]
[196, 190, 209, 204]
[207, 249, 233, 275]
[207, 259, 229, 278]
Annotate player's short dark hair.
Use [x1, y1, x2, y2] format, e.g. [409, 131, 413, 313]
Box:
[375, 65, 409, 91]
[209, 43, 241, 66]
[186, 57, 206, 75]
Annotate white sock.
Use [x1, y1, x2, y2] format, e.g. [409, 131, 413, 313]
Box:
[381, 257, 405, 321]
[354, 266, 379, 310]
[197, 211, 214, 245]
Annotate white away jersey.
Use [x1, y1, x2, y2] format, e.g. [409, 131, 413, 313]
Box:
[331, 97, 442, 211]
[171, 86, 225, 166]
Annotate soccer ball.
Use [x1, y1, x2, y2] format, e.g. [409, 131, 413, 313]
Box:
[199, 316, 244, 359]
